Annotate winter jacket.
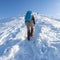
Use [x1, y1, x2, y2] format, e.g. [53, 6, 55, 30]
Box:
[32, 15, 35, 25]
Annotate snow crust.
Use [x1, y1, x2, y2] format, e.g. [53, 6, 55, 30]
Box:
[0, 13, 60, 60]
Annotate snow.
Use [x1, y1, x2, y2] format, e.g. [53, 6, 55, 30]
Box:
[0, 13, 60, 60]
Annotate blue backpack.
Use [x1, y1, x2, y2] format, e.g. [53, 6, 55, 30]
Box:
[25, 11, 32, 22]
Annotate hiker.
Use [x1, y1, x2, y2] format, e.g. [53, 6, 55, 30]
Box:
[25, 11, 35, 40]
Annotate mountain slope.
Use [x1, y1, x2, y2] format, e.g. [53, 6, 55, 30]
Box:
[0, 13, 60, 60]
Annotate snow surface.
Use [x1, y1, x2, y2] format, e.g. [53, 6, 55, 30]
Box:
[0, 13, 60, 60]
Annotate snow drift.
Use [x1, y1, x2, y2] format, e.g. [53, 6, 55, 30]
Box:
[0, 13, 60, 60]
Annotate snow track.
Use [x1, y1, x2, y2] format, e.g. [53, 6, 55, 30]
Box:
[0, 14, 60, 60]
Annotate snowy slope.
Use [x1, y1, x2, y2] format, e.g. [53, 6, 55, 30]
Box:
[0, 13, 60, 60]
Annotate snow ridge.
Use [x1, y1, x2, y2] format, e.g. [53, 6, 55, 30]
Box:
[0, 13, 60, 60]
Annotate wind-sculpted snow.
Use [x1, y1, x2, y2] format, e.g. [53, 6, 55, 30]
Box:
[0, 14, 60, 60]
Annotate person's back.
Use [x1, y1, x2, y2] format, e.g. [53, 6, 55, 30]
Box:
[25, 11, 35, 40]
